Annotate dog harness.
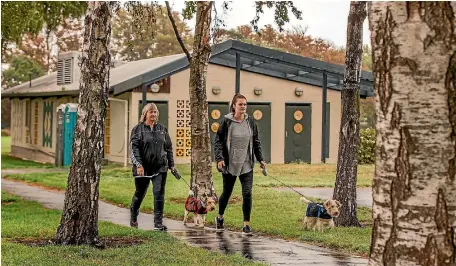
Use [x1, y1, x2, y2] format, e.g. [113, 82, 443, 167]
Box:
[185, 197, 207, 214]
[306, 202, 332, 219]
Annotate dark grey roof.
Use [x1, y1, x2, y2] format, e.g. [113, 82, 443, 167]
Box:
[114, 39, 373, 97]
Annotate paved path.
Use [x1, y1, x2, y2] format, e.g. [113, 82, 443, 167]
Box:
[2, 170, 368, 265]
[275, 187, 372, 208]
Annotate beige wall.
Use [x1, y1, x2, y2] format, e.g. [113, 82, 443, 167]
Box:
[9, 63, 342, 166]
[130, 64, 341, 164]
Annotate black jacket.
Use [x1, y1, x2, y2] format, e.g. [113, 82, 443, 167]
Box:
[214, 115, 264, 167]
[130, 122, 174, 176]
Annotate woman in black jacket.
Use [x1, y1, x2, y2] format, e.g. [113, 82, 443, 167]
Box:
[129, 103, 175, 231]
[214, 93, 266, 235]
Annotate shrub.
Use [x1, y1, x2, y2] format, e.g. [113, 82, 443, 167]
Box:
[358, 128, 376, 164]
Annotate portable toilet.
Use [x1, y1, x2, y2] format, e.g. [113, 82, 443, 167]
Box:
[55, 103, 78, 166]
[63, 103, 78, 166]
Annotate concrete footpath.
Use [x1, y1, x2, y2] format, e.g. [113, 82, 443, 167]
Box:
[2, 170, 367, 266]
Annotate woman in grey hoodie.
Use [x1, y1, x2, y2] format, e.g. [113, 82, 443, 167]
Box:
[214, 93, 266, 235]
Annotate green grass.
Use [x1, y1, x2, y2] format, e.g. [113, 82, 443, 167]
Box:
[1, 136, 55, 169]
[5, 165, 373, 255]
[1, 192, 263, 266]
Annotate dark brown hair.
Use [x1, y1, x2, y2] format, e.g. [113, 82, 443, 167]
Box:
[230, 93, 247, 113]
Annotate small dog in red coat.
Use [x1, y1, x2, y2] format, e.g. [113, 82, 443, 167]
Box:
[183, 190, 217, 228]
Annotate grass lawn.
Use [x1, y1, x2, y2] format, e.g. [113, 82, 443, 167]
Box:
[1, 136, 55, 169]
[1, 192, 262, 266]
[5, 165, 373, 256]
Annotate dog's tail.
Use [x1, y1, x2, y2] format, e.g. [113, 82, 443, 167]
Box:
[300, 196, 312, 204]
[188, 190, 194, 197]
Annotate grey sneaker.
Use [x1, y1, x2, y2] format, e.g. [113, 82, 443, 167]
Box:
[215, 216, 224, 231]
[243, 225, 253, 236]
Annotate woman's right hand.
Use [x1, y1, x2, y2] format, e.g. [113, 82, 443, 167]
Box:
[137, 166, 144, 176]
[217, 161, 225, 171]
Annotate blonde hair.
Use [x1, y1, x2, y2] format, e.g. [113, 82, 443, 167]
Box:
[139, 103, 159, 123]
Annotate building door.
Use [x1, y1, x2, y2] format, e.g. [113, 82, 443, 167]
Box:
[247, 103, 271, 163]
[284, 104, 312, 163]
[208, 102, 229, 161]
[138, 100, 168, 129]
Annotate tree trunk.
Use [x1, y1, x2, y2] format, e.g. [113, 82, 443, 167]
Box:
[188, 1, 214, 200]
[333, 1, 366, 227]
[368, 2, 456, 265]
[55, 1, 112, 246]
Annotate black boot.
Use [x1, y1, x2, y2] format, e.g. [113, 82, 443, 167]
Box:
[130, 206, 139, 228]
[154, 212, 167, 231]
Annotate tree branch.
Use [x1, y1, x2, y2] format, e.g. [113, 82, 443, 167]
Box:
[165, 1, 192, 62]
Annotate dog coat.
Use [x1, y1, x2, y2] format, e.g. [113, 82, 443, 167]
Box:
[306, 202, 332, 219]
[185, 197, 207, 214]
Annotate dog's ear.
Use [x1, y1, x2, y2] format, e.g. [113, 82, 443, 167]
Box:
[324, 200, 331, 208]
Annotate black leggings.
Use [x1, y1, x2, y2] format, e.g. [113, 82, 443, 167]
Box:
[218, 170, 253, 222]
[130, 173, 167, 224]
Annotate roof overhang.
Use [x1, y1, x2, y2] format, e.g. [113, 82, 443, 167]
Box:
[114, 40, 373, 98]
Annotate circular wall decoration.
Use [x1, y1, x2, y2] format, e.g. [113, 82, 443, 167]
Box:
[293, 110, 303, 121]
[294, 123, 303, 134]
[253, 110, 263, 120]
[211, 109, 221, 119]
[211, 122, 220, 132]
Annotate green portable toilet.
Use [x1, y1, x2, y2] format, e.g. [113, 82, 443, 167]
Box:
[62, 103, 78, 166]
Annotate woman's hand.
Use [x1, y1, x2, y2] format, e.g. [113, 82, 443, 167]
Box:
[137, 166, 144, 176]
[260, 161, 267, 169]
[217, 161, 225, 171]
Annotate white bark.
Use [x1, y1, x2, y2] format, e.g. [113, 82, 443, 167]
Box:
[368, 2, 456, 265]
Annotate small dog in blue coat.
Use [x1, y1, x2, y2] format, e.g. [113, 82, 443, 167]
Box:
[300, 196, 341, 232]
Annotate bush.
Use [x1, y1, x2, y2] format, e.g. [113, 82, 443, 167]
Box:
[358, 128, 376, 164]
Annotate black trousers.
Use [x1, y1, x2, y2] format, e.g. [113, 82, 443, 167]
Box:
[130, 172, 167, 225]
[218, 170, 253, 222]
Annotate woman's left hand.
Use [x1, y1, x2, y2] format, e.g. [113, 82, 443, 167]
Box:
[260, 161, 267, 169]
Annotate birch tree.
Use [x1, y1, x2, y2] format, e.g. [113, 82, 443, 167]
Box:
[333, 1, 366, 227]
[55, 1, 113, 246]
[166, 1, 302, 201]
[368, 2, 456, 265]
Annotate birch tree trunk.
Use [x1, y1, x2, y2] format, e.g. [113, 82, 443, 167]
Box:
[189, 1, 214, 200]
[55, 1, 112, 245]
[368, 2, 456, 265]
[333, 1, 366, 227]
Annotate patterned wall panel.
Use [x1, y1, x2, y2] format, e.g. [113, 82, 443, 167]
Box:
[12, 100, 23, 144]
[42, 101, 53, 147]
[176, 100, 191, 158]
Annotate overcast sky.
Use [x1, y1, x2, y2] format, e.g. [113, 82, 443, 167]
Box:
[167, 1, 370, 48]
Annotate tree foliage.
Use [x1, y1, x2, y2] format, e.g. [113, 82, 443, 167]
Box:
[2, 55, 45, 88]
[111, 5, 193, 61]
[1, 1, 87, 55]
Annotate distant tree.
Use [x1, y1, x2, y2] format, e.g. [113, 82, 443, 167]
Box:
[2, 55, 45, 88]
[55, 17, 84, 53]
[1, 55, 45, 129]
[1, 1, 87, 59]
[111, 5, 193, 61]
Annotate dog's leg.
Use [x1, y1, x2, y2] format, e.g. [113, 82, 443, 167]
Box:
[196, 214, 204, 228]
[328, 219, 335, 229]
[183, 210, 189, 225]
[317, 219, 323, 232]
[303, 216, 308, 230]
[203, 214, 206, 227]
[193, 214, 198, 226]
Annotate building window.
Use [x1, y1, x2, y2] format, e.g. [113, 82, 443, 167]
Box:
[42, 101, 53, 147]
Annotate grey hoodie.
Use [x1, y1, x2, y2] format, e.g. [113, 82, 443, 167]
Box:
[225, 113, 253, 176]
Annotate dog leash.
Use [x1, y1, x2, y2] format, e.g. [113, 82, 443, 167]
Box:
[265, 173, 308, 198]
